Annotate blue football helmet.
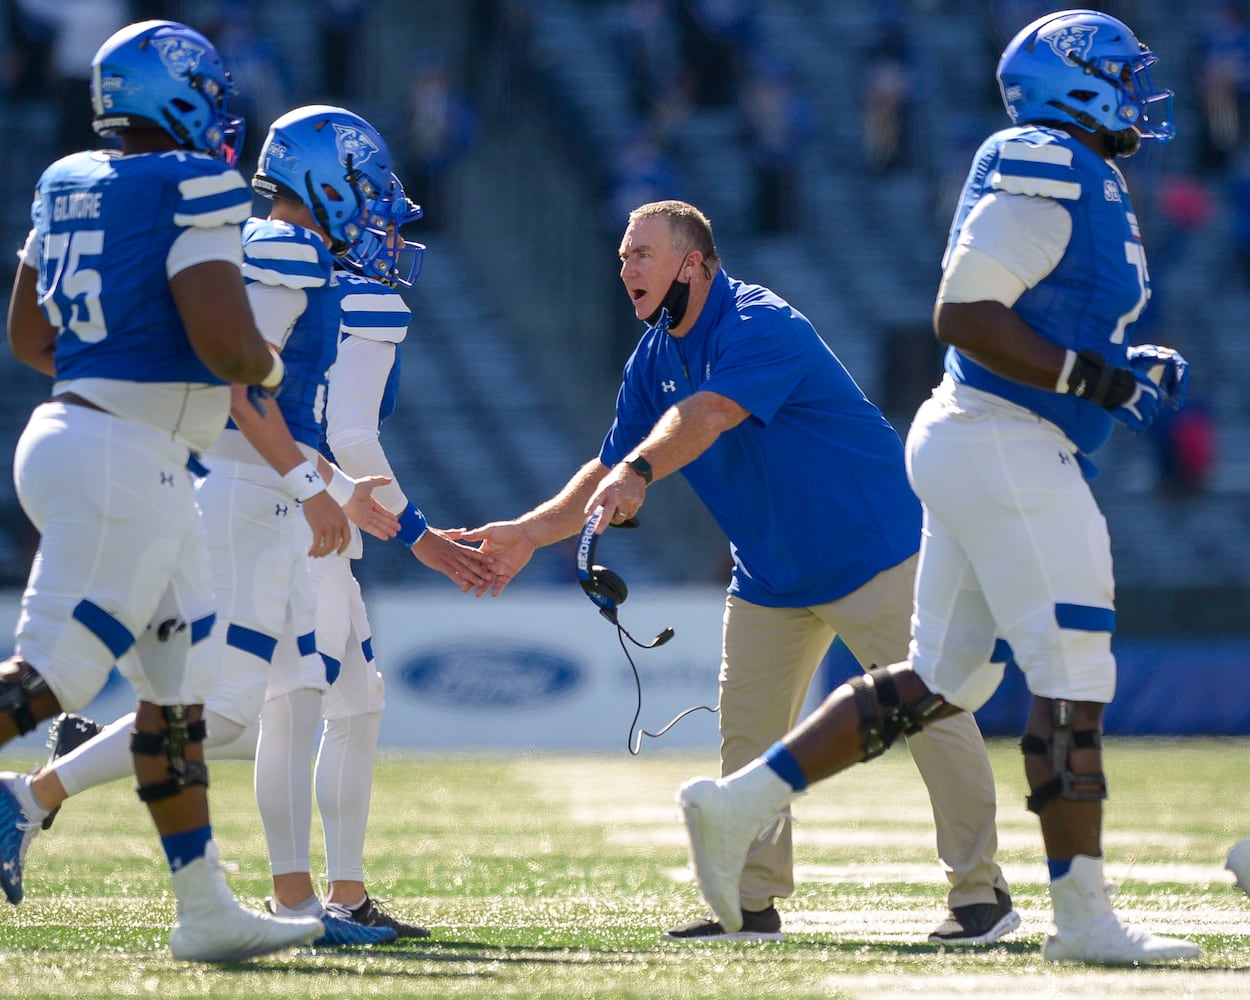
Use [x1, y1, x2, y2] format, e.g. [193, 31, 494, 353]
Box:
[997, 9, 1174, 156]
[252, 105, 394, 257]
[344, 173, 426, 287]
[90, 20, 244, 163]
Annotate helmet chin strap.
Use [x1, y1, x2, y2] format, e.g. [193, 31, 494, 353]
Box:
[1046, 101, 1142, 157]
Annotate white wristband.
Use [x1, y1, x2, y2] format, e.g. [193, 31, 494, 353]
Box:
[1055, 349, 1077, 394]
[17, 228, 37, 269]
[326, 465, 355, 506]
[281, 461, 326, 502]
[261, 351, 285, 389]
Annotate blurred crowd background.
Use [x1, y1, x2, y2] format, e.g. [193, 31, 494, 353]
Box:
[0, 0, 1246, 636]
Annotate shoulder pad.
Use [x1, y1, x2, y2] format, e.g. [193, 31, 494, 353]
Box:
[338, 271, 411, 343]
[991, 131, 1081, 201]
[242, 219, 333, 289]
[171, 155, 251, 229]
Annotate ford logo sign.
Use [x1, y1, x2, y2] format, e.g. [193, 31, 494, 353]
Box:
[397, 645, 582, 708]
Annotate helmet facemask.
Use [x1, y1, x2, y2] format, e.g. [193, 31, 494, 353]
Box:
[343, 175, 426, 287]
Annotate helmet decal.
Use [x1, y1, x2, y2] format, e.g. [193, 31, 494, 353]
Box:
[1040, 24, 1097, 64]
[151, 35, 204, 80]
[332, 123, 380, 167]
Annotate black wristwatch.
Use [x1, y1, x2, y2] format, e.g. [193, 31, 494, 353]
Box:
[626, 455, 653, 485]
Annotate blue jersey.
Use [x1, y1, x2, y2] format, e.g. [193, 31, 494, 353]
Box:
[240, 218, 339, 450]
[942, 125, 1151, 454]
[601, 269, 921, 608]
[319, 269, 411, 463]
[31, 149, 251, 383]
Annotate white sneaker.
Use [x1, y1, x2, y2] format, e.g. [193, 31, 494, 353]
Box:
[1042, 855, 1198, 964]
[676, 763, 794, 935]
[1226, 837, 1250, 897]
[169, 843, 323, 962]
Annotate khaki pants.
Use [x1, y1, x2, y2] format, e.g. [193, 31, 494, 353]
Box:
[720, 553, 1007, 912]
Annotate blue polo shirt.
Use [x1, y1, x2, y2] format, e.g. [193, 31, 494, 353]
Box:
[601, 269, 920, 608]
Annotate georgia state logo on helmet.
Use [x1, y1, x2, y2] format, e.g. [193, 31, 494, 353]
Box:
[1040, 23, 1097, 63]
[332, 123, 380, 168]
[151, 35, 204, 81]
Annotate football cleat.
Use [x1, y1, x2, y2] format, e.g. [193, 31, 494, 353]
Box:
[0, 773, 40, 904]
[41, 713, 102, 830]
[1043, 855, 1197, 963]
[169, 843, 323, 962]
[347, 895, 430, 939]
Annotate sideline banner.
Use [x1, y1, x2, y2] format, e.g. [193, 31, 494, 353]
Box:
[4, 589, 1249, 752]
[367, 586, 729, 752]
[0, 588, 737, 755]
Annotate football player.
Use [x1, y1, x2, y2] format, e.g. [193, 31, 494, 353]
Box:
[259, 176, 491, 938]
[674, 9, 1196, 965]
[0, 20, 325, 961]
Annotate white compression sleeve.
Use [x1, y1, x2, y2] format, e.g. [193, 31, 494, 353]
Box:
[316, 711, 381, 884]
[256, 688, 323, 876]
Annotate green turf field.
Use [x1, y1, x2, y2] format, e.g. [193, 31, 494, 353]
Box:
[0, 738, 1247, 998]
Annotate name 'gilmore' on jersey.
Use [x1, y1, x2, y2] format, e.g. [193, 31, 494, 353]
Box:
[941, 125, 1151, 455]
[30, 149, 252, 451]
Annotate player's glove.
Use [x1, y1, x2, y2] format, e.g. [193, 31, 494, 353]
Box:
[1109, 375, 1161, 432]
[1058, 348, 1160, 432]
[1126, 344, 1189, 409]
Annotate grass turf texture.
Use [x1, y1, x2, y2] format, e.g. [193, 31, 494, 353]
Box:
[1, 738, 1248, 999]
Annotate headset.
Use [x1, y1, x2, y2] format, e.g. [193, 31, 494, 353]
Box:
[576, 506, 715, 754]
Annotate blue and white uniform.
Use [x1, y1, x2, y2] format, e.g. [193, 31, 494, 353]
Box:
[316, 270, 416, 722]
[911, 124, 1147, 709]
[198, 218, 339, 729]
[13, 148, 250, 711]
[264, 270, 418, 883]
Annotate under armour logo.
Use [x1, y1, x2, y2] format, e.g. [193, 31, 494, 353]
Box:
[1059, 451, 1071, 465]
[661, 380, 677, 392]
[160, 472, 175, 486]
[275, 503, 289, 516]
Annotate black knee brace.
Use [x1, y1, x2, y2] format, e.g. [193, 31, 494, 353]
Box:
[130, 705, 209, 803]
[849, 666, 948, 761]
[0, 659, 52, 736]
[1021, 698, 1107, 814]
